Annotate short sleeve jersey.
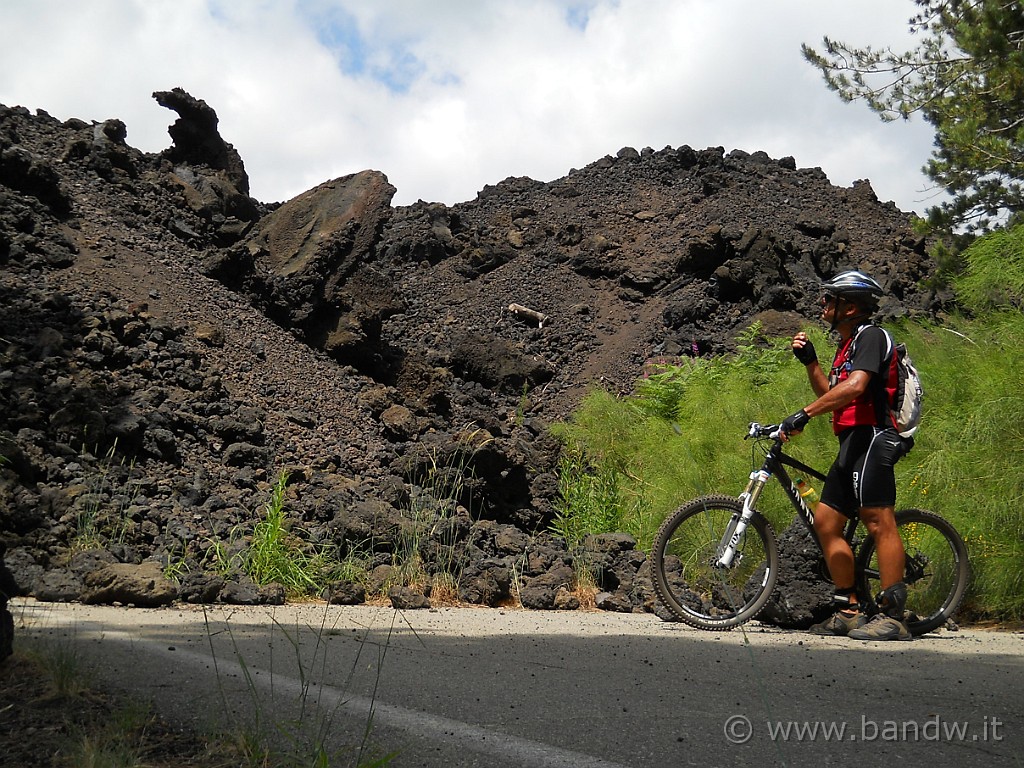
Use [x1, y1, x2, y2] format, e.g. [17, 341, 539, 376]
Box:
[829, 324, 896, 434]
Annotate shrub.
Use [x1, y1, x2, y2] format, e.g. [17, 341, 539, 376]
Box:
[954, 223, 1024, 313]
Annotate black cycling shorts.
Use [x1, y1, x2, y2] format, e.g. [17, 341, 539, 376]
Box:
[820, 426, 905, 516]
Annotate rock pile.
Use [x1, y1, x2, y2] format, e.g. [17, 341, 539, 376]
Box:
[0, 89, 941, 625]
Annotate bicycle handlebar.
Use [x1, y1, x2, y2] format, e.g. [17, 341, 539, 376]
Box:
[746, 422, 784, 441]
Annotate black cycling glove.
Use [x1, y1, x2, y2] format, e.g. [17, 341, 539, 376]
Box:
[781, 409, 810, 436]
[792, 339, 817, 366]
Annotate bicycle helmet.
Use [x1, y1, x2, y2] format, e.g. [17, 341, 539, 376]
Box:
[821, 270, 884, 328]
[822, 270, 885, 301]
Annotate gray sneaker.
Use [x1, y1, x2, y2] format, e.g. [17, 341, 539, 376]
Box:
[848, 613, 912, 641]
[808, 610, 867, 636]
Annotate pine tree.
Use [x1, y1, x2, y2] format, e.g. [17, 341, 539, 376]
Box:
[803, 1, 1024, 233]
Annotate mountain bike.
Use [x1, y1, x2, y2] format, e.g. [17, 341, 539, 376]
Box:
[650, 422, 970, 634]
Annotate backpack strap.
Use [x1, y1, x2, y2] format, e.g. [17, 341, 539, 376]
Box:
[847, 324, 896, 429]
[849, 324, 893, 358]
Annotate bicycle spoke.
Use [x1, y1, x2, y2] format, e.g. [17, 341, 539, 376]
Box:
[857, 508, 969, 636]
[652, 495, 778, 630]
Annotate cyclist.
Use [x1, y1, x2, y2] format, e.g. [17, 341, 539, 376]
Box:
[780, 270, 910, 641]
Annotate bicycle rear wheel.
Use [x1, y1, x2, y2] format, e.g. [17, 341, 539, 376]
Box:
[651, 494, 778, 630]
[856, 508, 970, 636]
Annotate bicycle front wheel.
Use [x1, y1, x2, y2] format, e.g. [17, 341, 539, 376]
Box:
[856, 508, 970, 636]
[651, 494, 779, 630]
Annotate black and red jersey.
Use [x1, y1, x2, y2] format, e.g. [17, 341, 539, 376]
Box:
[828, 324, 899, 434]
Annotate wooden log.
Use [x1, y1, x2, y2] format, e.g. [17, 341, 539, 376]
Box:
[508, 303, 549, 328]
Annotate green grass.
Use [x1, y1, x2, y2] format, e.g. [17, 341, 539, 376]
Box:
[552, 323, 818, 549]
[953, 224, 1024, 313]
[899, 313, 1024, 618]
[66, 701, 152, 768]
[24, 633, 94, 699]
[241, 471, 328, 595]
[197, 431, 493, 604]
[203, 470, 346, 599]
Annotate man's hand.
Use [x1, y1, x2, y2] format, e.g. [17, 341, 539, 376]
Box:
[792, 333, 817, 366]
[780, 409, 810, 439]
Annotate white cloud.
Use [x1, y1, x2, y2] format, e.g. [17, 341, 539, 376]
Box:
[0, 0, 936, 213]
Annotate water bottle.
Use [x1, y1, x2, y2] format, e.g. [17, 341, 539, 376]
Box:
[796, 478, 819, 505]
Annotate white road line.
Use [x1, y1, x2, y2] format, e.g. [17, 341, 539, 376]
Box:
[87, 628, 633, 768]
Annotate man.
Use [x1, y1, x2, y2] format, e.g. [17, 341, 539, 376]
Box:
[780, 270, 911, 641]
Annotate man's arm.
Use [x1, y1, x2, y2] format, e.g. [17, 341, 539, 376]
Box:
[805, 360, 828, 398]
[792, 332, 828, 397]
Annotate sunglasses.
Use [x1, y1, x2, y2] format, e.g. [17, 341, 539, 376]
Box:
[820, 294, 838, 308]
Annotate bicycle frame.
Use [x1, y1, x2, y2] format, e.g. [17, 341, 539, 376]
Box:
[654, 422, 969, 633]
[717, 425, 857, 569]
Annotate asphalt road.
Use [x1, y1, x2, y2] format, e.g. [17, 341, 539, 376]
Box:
[12, 598, 1024, 767]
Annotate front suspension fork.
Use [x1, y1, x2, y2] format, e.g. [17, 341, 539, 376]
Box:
[716, 469, 771, 567]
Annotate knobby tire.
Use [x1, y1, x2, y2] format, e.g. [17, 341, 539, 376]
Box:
[651, 494, 779, 630]
[856, 507, 970, 636]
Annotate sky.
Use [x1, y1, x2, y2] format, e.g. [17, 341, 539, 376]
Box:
[0, 0, 941, 213]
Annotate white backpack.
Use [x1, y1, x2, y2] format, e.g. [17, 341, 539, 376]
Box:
[890, 340, 924, 439]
